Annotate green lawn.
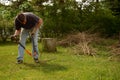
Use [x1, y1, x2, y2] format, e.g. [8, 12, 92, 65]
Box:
[0, 42, 120, 80]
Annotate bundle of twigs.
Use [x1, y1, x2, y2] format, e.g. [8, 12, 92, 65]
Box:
[72, 32, 96, 56]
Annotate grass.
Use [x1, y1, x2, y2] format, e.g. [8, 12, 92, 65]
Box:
[0, 42, 120, 80]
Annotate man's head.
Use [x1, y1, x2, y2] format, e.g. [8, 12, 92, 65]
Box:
[17, 13, 26, 24]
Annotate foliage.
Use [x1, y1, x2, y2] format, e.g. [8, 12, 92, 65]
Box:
[0, 0, 120, 41]
[19, 1, 33, 12]
[42, 0, 82, 37]
[105, 0, 120, 16]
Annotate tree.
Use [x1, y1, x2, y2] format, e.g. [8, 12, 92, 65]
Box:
[105, 0, 120, 16]
[0, 3, 14, 42]
[19, 1, 33, 12]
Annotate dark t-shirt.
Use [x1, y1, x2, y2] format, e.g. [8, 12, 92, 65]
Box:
[15, 13, 39, 30]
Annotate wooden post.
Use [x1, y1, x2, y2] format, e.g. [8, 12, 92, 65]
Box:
[42, 38, 57, 52]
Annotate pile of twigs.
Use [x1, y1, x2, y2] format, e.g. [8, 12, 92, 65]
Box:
[58, 32, 97, 56]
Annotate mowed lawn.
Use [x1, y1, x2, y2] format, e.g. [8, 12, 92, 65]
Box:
[0, 42, 120, 80]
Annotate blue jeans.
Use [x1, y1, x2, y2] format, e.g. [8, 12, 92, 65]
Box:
[17, 28, 39, 60]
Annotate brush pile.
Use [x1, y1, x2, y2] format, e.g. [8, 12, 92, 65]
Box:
[57, 32, 97, 56]
[109, 43, 120, 61]
[57, 32, 120, 60]
[110, 44, 120, 55]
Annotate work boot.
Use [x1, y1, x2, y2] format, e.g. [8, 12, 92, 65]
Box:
[34, 58, 39, 63]
[17, 60, 23, 64]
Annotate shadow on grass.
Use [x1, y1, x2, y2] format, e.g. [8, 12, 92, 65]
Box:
[0, 41, 31, 46]
[23, 60, 67, 73]
[0, 41, 16, 46]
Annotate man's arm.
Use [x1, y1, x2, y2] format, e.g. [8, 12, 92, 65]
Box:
[14, 29, 21, 36]
[31, 18, 43, 35]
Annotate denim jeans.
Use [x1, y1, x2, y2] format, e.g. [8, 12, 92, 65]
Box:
[17, 28, 39, 60]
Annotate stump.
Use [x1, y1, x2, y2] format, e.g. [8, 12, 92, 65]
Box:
[42, 38, 57, 52]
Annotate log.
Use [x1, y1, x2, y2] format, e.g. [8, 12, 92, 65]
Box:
[42, 38, 57, 52]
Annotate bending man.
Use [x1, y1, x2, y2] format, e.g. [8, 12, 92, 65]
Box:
[12, 12, 43, 64]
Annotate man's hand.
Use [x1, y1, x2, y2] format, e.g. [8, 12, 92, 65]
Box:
[10, 35, 17, 41]
[11, 30, 21, 42]
[31, 32, 35, 36]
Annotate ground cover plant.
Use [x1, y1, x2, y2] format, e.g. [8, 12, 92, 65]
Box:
[0, 38, 120, 80]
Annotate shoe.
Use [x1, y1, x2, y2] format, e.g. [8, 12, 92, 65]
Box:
[17, 60, 23, 64]
[34, 58, 39, 63]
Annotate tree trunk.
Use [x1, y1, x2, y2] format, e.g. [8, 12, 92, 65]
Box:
[42, 38, 57, 52]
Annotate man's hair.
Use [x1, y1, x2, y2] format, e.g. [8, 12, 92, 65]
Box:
[17, 13, 25, 23]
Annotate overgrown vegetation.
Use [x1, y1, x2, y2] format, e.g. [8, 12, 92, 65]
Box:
[0, 0, 120, 41]
[57, 32, 120, 60]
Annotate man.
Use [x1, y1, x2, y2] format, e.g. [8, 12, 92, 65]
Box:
[11, 12, 43, 64]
